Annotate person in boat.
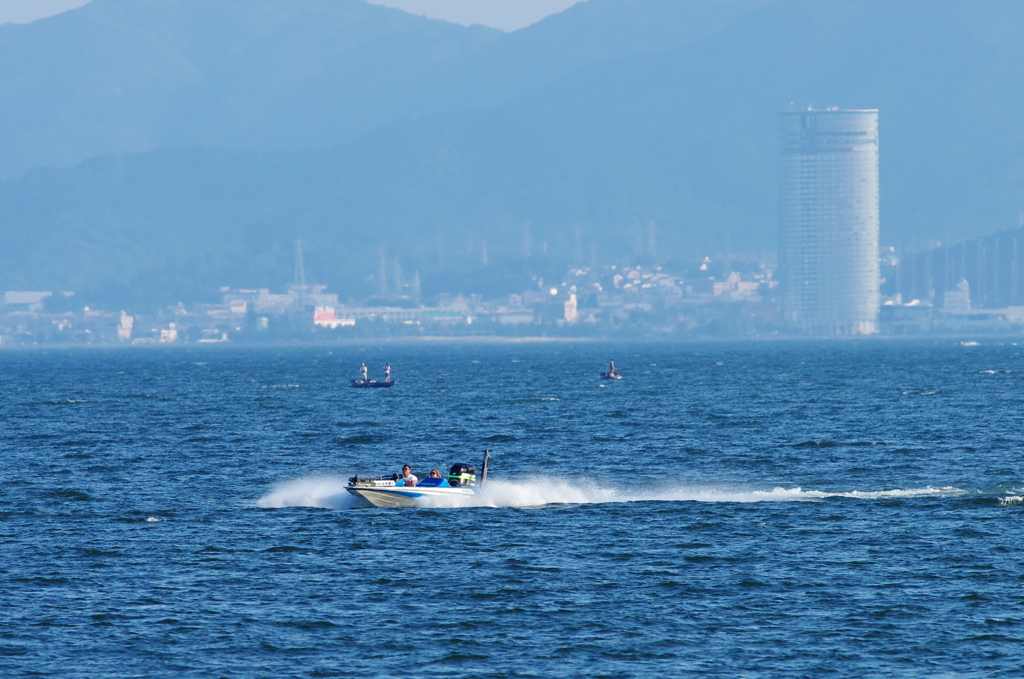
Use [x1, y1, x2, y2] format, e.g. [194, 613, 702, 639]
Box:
[360, 363, 369, 383]
[418, 469, 451, 488]
[608, 359, 616, 377]
[384, 363, 391, 382]
[395, 464, 418, 487]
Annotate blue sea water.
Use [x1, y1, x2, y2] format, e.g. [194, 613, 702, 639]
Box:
[2, 340, 1023, 678]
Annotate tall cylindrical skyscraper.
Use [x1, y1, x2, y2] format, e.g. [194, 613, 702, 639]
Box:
[778, 109, 879, 334]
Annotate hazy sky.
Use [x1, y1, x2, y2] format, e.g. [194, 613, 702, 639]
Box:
[0, 0, 582, 30]
[0, 0, 86, 24]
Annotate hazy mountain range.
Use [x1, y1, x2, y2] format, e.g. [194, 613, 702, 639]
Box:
[2, 0, 1023, 307]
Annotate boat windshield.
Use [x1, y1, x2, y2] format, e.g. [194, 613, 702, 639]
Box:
[416, 477, 450, 488]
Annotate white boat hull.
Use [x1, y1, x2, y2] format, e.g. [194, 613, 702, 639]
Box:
[346, 485, 480, 508]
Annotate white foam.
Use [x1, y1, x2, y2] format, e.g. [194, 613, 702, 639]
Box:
[810, 486, 964, 500]
[257, 477, 966, 510]
[257, 477, 369, 509]
[473, 480, 965, 507]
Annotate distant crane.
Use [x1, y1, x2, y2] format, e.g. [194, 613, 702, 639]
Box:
[293, 239, 307, 289]
[292, 238, 308, 310]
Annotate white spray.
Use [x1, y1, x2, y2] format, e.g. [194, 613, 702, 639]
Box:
[256, 476, 965, 510]
[257, 476, 370, 509]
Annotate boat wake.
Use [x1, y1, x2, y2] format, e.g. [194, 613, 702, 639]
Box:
[477, 480, 966, 507]
[257, 477, 969, 510]
[257, 477, 370, 509]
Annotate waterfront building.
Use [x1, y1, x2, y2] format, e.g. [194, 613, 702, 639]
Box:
[778, 109, 880, 334]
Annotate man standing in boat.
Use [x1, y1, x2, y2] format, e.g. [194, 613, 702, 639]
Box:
[384, 363, 391, 383]
[360, 363, 368, 383]
[609, 359, 616, 377]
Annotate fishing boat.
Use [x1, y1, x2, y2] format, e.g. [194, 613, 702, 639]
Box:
[346, 451, 490, 508]
[350, 362, 395, 388]
[600, 359, 622, 380]
[349, 378, 394, 388]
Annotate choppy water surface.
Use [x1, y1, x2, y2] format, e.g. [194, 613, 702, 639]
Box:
[2, 340, 1023, 678]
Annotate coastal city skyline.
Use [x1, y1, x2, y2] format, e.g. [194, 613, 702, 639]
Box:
[7, 97, 1024, 343]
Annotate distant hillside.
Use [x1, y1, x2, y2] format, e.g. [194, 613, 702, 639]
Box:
[443, 0, 770, 111]
[0, 0, 498, 178]
[4, 0, 1024, 309]
[0, 0, 764, 178]
[481, 0, 1024, 250]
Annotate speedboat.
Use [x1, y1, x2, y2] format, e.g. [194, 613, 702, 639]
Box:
[346, 451, 490, 508]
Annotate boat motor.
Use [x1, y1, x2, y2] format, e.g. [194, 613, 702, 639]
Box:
[447, 463, 477, 487]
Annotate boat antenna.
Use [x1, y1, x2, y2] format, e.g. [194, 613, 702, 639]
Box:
[480, 449, 490, 487]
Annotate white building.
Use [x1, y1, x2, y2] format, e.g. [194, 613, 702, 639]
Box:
[4, 291, 52, 312]
[779, 109, 880, 334]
